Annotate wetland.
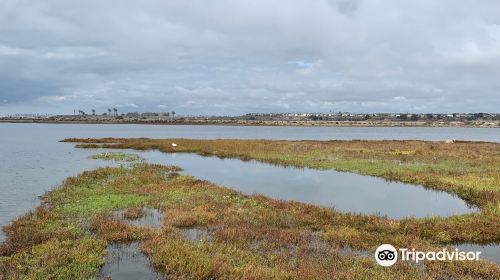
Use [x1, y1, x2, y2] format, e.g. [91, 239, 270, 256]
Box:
[1, 124, 499, 279]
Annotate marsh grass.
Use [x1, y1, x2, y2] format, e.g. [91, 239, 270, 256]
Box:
[62, 138, 500, 245]
[123, 206, 146, 220]
[2, 163, 499, 279]
[90, 152, 143, 163]
[63, 138, 500, 209]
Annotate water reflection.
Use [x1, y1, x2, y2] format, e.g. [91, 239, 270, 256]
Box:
[99, 242, 163, 280]
[181, 228, 212, 243]
[114, 207, 164, 229]
[139, 151, 475, 219]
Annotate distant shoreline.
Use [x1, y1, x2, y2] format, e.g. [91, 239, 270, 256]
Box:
[1, 118, 498, 128]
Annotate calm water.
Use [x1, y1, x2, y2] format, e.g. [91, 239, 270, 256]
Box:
[100, 242, 163, 280]
[456, 244, 500, 263]
[1, 123, 499, 141]
[139, 151, 473, 219]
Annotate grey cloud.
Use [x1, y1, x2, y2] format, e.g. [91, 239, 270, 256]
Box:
[0, 0, 499, 114]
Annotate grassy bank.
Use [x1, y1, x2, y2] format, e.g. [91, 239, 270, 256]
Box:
[2, 163, 499, 279]
[63, 138, 500, 211]
[60, 138, 500, 247]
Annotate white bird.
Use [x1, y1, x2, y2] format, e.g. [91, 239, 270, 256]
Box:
[171, 143, 177, 147]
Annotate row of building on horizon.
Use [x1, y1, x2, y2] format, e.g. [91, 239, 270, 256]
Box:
[1, 112, 499, 120]
[70, 109, 176, 118]
[242, 112, 500, 121]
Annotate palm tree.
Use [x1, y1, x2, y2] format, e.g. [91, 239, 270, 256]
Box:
[113, 108, 118, 116]
[108, 108, 112, 116]
[171, 111, 175, 118]
[92, 109, 95, 116]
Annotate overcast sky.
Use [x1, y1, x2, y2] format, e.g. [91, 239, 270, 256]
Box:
[1, 0, 499, 115]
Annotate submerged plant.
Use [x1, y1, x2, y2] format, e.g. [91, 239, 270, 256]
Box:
[90, 152, 143, 163]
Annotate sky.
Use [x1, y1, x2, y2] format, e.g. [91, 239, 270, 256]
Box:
[1, 0, 499, 115]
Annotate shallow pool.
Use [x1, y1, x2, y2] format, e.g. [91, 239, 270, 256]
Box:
[138, 151, 475, 219]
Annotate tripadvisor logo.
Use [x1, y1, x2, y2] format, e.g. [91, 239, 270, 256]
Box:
[375, 244, 398, 266]
[375, 244, 482, 267]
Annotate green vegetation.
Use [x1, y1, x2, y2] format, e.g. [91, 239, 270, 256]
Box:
[0, 238, 106, 280]
[90, 151, 143, 163]
[1, 138, 499, 279]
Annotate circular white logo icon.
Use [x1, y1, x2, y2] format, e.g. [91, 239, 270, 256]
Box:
[375, 244, 398, 266]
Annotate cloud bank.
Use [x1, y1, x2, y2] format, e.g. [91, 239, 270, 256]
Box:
[1, 0, 499, 114]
